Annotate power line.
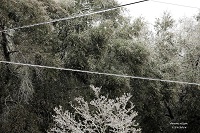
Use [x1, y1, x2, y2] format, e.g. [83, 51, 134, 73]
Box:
[0, 0, 149, 33]
[151, 0, 200, 10]
[0, 0, 199, 34]
[0, 61, 200, 86]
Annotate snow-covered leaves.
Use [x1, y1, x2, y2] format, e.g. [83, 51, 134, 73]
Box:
[49, 85, 141, 133]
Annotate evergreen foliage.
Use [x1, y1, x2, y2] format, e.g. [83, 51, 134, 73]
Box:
[0, 0, 199, 132]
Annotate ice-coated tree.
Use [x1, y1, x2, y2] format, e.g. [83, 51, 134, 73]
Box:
[49, 85, 141, 133]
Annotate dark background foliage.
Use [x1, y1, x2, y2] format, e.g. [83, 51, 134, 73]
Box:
[0, 0, 199, 132]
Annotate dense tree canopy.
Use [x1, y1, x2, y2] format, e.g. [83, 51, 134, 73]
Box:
[0, 0, 199, 133]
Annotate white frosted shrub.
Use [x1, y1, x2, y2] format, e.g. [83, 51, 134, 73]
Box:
[49, 85, 141, 133]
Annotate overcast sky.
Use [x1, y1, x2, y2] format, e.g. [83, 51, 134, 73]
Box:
[117, 0, 200, 24]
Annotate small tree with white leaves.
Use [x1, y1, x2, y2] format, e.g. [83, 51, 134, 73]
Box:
[49, 85, 141, 133]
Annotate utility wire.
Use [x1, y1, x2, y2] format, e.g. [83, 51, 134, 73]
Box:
[151, 0, 200, 10]
[0, 0, 199, 33]
[0, 0, 149, 33]
[0, 61, 200, 86]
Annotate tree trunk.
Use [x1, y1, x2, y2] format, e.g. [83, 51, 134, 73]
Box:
[0, 26, 17, 115]
[1, 26, 16, 83]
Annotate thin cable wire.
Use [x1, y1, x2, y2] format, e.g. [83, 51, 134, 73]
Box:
[0, 0, 199, 33]
[151, 0, 200, 9]
[0, 0, 149, 33]
[0, 61, 199, 86]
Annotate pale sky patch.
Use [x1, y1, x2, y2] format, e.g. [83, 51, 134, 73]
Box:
[117, 0, 200, 24]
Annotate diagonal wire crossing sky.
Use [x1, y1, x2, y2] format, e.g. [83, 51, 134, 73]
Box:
[0, 0, 149, 33]
[1, 0, 200, 33]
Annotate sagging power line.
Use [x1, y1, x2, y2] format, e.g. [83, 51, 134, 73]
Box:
[0, 0, 199, 33]
[0, 61, 200, 86]
[0, 0, 149, 33]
